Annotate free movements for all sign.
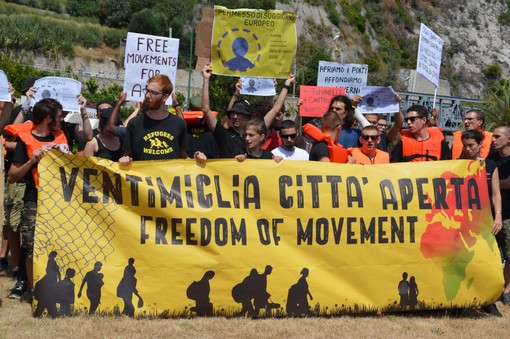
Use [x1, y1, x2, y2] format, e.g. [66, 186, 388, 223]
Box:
[211, 6, 297, 78]
[33, 152, 503, 318]
[124, 32, 179, 104]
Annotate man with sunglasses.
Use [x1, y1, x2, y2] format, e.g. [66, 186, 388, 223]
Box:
[451, 109, 493, 159]
[271, 120, 309, 160]
[119, 74, 187, 164]
[391, 105, 451, 162]
[348, 125, 389, 164]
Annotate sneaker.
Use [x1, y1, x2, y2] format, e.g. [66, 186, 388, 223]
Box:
[8, 280, 27, 300]
[501, 293, 510, 306]
[481, 303, 503, 317]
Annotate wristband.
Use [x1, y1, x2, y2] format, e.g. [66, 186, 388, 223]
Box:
[496, 211, 502, 214]
[282, 84, 291, 90]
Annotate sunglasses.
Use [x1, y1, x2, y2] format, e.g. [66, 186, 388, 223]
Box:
[361, 135, 378, 141]
[280, 133, 297, 139]
[406, 116, 422, 123]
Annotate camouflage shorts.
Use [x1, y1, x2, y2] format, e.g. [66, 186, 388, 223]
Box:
[4, 182, 27, 232]
[20, 201, 37, 258]
[496, 219, 510, 261]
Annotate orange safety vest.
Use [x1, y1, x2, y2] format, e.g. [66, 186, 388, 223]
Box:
[401, 127, 444, 162]
[451, 130, 493, 159]
[348, 147, 389, 164]
[302, 123, 348, 163]
[16, 129, 69, 187]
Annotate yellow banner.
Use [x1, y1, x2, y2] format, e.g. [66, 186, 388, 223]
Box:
[33, 152, 503, 317]
[211, 6, 297, 78]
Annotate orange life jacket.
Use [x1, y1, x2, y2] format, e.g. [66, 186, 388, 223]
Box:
[182, 111, 218, 125]
[401, 127, 444, 162]
[451, 130, 493, 159]
[302, 123, 348, 163]
[3, 121, 35, 138]
[17, 129, 69, 187]
[348, 147, 389, 164]
[262, 128, 281, 151]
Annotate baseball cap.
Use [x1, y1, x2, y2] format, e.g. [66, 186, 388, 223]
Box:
[21, 77, 39, 95]
[227, 100, 251, 116]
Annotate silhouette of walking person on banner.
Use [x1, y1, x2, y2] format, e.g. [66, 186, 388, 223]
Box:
[398, 272, 409, 309]
[33, 251, 60, 317]
[187, 270, 215, 316]
[232, 268, 258, 317]
[56, 268, 76, 317]
[253, 265, 279, 317]
[408, 276, 419, 310]
[117, 258, 143, 316]
[78, 261, 104, 315]
[225, 37, 255, 72]
[286, 268, 313, 316]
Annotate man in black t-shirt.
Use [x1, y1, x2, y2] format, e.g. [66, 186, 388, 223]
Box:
[487, 125, 510, 306]
[119, 74, 187, 164]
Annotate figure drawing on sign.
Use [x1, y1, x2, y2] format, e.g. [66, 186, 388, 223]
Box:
[246, 78, 257, 93]
[286, 268, 313, 316]
[33, 251, 60, 317]
[398, 272, 409, 308]
[117, 258, 143, 317]
[77, 262, 104, 315]
[217, 28, 261, 73]
[186, 270, 215, 316]
[225, 37, 255, 72]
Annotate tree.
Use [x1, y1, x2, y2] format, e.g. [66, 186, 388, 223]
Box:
[128, 9, 168, 36]
[484, 78, 510, 128]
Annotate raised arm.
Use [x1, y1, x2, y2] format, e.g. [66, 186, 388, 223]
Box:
[263, 74, 295, 129]
[74, 94, 93, 142]
[0, 83, 15, 130]
[491, 167, 503, 235]
[106, 92, 126, 135]
[227, 79, 243, 111]
[201, 63, 217, 132]
[386, 93, 403, 142]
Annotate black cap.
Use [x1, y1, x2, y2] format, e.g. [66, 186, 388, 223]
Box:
[21, 77, 39, 95]
[227, 100, 251, 116]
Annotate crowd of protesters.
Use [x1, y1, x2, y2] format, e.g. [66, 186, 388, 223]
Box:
[0, 67, 509, 318]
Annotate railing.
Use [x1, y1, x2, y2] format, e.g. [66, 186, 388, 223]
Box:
[397, 91, 482, 133]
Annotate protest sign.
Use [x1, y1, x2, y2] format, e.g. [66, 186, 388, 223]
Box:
[240, 77, 276, 96]
[34, 153, 503, 318]
[299, 85, 345, 117]
[30, 77, 82, 112]
[124, 32, 179, 105]
[416, 23, 444, 87]
[211, 6, 297, 78]
[0, 70, 10, 102]
[317, 61, 368, 96]
[358, 86, 399, 114]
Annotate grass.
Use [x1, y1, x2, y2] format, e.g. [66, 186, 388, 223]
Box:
[2, 274, 510, 338]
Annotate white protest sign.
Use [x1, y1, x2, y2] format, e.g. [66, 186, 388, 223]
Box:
[124, 32, 179, 105]
[416, 23, 443, 87]
[358, 86, 399, 114]
[30, 77, 82, 112]
[240, 77, 276, 96]
[317, 61, 368, 96]
[0, 70, 10, 102]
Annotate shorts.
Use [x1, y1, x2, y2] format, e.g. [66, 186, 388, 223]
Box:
[4, 182, 27, 232]
[20, 201, 37, 259]
[496, 219, 510, 261]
